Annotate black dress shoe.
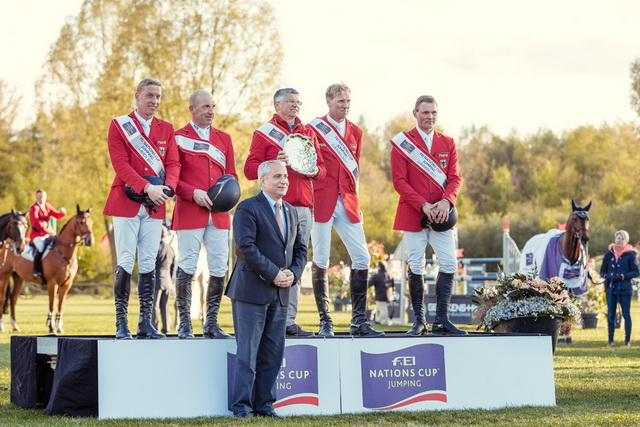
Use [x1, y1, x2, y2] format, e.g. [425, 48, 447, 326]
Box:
[286, 324, 315, 337]
[233, 412, 252, 418]
[256, 411, 283, 418]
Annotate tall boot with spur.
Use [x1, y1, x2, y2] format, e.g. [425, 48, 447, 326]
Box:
[136, 271, 166, 339]
[176, 267, 195, 339]
[349, 269, 384, 337]
[202, 276, 232, 339]
[431, 272, 467, 335]
[312, 263, 334, 337]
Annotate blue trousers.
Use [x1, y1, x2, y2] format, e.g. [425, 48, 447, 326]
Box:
[230, 295, 287, 415]
[607, 292, 632, 342]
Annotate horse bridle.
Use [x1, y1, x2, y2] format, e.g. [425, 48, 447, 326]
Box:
[52, 215, 93, 264]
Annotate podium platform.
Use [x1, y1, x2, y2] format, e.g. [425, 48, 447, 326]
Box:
[11, 332, 556, 419]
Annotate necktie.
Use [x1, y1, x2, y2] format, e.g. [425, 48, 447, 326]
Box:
[274, 202, 285, 238]
[142, 121, 150, 136]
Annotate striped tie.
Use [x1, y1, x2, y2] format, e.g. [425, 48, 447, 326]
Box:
[274, 202, 284, 238]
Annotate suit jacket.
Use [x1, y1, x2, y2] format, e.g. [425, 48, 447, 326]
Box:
[28, 202, 66, 240]
[243, 114, 326, 208]
[226, 192, 307, 307]
[171, 124, 237, 230]
[310, 116, 362, 223]
[391, 127, 462, 232]
[155, 240, 176, 291]
[103, 111, 181, 220]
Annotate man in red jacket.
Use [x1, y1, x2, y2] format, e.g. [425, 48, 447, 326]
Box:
[104, 77, 180, 340]
[390, 95, 466, 335]
[308, 83, 382, 337]
[171, 89, 235, 340]
[244, 87, 326, 337]
[28, 189, 66, 279]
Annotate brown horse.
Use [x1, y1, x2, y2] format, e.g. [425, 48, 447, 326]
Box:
[0, 206, 94, 333]
[0, 211, 28, 332]
[560, 199, 591, 267]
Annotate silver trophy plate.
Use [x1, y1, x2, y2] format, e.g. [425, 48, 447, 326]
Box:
[284, 133, 317, 174]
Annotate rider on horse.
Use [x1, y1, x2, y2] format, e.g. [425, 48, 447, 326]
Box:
[28, 189, 66, 280]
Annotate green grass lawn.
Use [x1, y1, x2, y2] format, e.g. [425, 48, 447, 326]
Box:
[1, 292, 639, 426]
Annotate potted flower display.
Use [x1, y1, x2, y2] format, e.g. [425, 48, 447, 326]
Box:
[329, 271, 350, 312]
[472, 271, 582, 352]
[579, 281, 606, 329]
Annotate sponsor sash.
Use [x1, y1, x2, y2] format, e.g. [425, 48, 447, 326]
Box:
[175, 134, 226, 170]
[390, 131, 447, 192]
[114, 115, 166, 180]
[309, 117, 359, 186]
[255, 121, 289, 150]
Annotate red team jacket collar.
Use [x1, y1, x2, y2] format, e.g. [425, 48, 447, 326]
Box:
[272, 114, 304, 133]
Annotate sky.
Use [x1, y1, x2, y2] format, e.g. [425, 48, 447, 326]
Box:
[1, 0, 639, 141]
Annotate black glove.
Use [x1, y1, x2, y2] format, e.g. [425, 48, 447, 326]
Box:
[612, 274, 623, 282]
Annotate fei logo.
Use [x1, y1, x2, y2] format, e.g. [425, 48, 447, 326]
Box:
[227, 345, 319, 408]
[360, 344, 446, 410]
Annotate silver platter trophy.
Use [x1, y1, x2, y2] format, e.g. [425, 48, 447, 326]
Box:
[283, 133, 317, 174]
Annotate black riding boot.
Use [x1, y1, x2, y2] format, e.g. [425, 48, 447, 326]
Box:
[33, 250, 43, 279]
[406, 271, 427, 336]
[176, 267, 194, 339]
[432, 272, 467, 335]
[136, 271, 165, 339]
[114, 266, 132, 339]
[349, 269, 385, 337]
[312, 263, 334, 337]
[203, 276, 232, 339]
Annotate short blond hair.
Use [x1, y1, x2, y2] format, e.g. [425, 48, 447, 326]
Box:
[414, 95, 438, 111]
[137, 78, 162, 93]
[326, 83, 350, 100]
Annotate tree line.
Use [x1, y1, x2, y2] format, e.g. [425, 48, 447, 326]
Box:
[1, 0, 639, 283]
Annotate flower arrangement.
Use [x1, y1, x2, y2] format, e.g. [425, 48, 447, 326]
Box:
[472, 271, 582, 331]
[579, 282, 607, 315]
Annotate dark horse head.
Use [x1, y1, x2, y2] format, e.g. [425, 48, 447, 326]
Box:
[0, 209, 28, 254]
[569, 199, 591, 246]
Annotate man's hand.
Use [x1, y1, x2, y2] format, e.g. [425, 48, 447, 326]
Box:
[421, 201, 435, 216]
[193, 189, 213, 209]
[273, 269, 294, 288]
[426, 200, 450, 224]
[145, 184, 171, 205]
[59, 207, 67, 215]
[276, 150, 289, 164]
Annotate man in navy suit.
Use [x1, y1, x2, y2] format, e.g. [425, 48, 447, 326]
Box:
[227, 160, 307, 418]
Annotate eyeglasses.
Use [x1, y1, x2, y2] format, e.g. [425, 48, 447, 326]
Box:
[281, 100, 302, 106]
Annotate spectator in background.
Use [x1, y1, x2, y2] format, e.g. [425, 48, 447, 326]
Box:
[600, 230, 638, 347]
[154, 227, 176, 334]
[368, 261, 395, 325]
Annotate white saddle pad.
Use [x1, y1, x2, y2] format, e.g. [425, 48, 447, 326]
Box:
[21, 237, 52, 262]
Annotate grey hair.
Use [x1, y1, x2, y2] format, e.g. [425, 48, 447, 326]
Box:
[326, 83, 350, 100]
[615, 230, 630, 242]
[189, 89, 213, 107]
[414, 95, 438, 111]
[258, 160, 285, 183]
[136, 78, 162, 93]
[273, 88, 299, 103]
